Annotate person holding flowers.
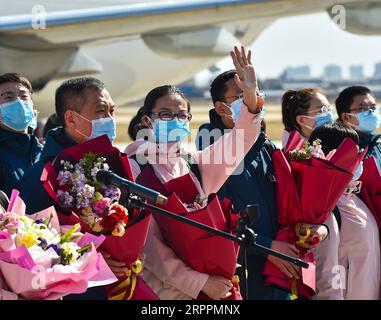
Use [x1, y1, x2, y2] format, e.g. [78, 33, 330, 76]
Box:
[308, 122, 380, 299]
[280, 88, 341, 299]
[195, 69, 289, 300]
[20, 76, 116, 215]
[19, 76, 129, 298]
[125, 46, 263, 300]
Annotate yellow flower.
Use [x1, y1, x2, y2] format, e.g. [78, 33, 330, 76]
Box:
[16, 231, 38, 248]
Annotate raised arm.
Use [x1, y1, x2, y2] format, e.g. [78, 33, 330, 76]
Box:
[194, 46, 262, 195]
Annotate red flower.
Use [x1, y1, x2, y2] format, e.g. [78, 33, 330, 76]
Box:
[101, 203, 128, 232]
[111, 203, 129, 224]
[309, 234, 320, 246]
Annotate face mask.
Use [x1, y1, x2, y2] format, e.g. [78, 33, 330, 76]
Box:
[29, 110, 38, 131]
[75, 112, 116, 143]
[224, 98, 265, 123]
[151, 118, 190, 143]
[352, 162, 363, 181]
[0, 99, 35, 131]
[302, 111, 334, 130]
[223, 98, 243, 122]
[349, 110, 381, 133]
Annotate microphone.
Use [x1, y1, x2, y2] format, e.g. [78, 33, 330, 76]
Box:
[96, 170, 168, 205]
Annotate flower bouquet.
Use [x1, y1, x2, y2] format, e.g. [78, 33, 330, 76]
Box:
[136, 163, 241, 300]
[0, 190, 117, 300]
[41, 135, 157, 300]
[263, 130, 367, 299]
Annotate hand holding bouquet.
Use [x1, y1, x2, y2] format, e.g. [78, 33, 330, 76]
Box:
[41, 135, 157, 300]
[263, 131, 366, 299]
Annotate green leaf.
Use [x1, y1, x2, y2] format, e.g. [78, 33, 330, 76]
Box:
[60, 223, 81, 244]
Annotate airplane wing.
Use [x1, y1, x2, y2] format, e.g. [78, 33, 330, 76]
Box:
[0, 0, 367, 88]
[0, 0, 295, 44]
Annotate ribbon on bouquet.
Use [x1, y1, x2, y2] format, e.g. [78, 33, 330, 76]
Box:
[290, 223, 313, 300]
[108, 259, 143, 300]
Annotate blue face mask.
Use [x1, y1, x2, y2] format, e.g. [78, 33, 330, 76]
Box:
[153, 118, 190, 143]
[75, 113, 116, 143]
[29, 110, 38, 131]
[303, 111, 334, 130]
[225, 98, 265, 122]
[350, 110, 381, 133]
[353, 162, 364, 181]
[230, 98, 243, 122]
[0, 99, 36, 131]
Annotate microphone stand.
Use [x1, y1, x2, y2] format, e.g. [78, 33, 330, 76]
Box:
[125, 196, 309, 300]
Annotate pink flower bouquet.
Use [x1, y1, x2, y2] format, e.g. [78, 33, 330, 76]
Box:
[0, 190, 117, 300]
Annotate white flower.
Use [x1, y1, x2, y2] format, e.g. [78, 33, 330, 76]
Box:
[61, 242, 81, 263]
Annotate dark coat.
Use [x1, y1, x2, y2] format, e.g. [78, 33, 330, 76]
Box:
[196, 109, 288, 300]
[0, 127, 42, 197]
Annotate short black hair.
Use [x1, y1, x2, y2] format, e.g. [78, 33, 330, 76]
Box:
[0, 73, 33, 92]
[210, 70, 237, 105]
[335, 86, 374, 119]
[42, 113, 60, 138]
[55, 76, 105, 127]
[308, 121, 359, 155]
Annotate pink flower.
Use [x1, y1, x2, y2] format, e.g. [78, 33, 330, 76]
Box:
[0, 212, 20, 234]
[92, 197, 112, 216]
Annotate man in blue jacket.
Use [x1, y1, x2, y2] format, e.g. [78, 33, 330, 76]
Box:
[335, 86, 381, 168]
[19, 77, 124, 299]
[0, 73, 42, 197]
[196, 70, 299, 300]
[20, 76, 116, 214]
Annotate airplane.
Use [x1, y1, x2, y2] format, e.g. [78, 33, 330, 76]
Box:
[1, 0, 381, 117]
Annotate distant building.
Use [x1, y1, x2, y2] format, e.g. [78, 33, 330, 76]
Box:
[323, 65, 342, 82]
[374, 62, 381, 79]
[349, 65, 364, 81]
[281, 66, 311, 81]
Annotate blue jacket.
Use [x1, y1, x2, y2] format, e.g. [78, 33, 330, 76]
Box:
[0, 127, 42, 197]
[19, 127, 106, 300]
[196, 109, 288, 300]
[19, 127, 77, 214]
[359, 133, 381, 171]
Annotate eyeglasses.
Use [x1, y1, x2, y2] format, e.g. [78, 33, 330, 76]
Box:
[305, 105, 333, 115]
[151, 111, 192, 122]
[0, 90, 32, 102]
[350, 104, 379, 115]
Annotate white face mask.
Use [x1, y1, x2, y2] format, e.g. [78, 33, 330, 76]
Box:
[74, 112, 116, 143]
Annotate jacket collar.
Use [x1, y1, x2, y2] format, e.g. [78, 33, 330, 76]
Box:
[358, 132, 380, 151]
[208, 108, 227, 131]
[41, 127, 77, 162]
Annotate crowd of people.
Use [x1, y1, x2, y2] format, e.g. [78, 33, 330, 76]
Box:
[0, 46, 380, 300]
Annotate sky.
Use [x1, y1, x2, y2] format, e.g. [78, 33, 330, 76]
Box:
[208, 12, 381, 81]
